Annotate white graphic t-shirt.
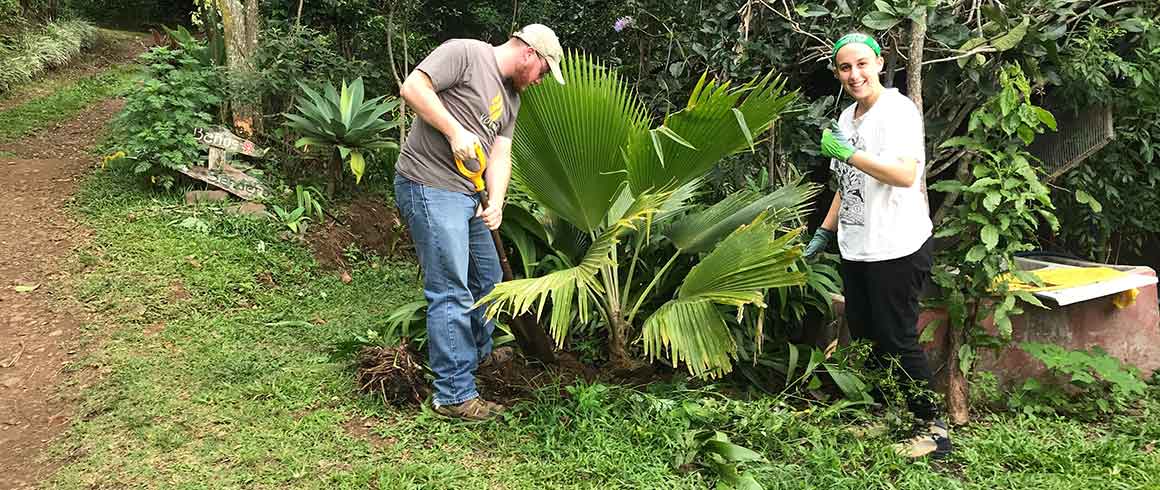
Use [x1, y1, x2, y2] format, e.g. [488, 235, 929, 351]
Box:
[829, 89, 932, 262]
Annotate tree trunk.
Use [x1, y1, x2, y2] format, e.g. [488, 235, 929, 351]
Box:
[945, 305, 972, 425]
[907, 11, 929, 208]
[607, 314, 633, 368]
[217, 0, 262, 135]
[387, 1, 408, 144]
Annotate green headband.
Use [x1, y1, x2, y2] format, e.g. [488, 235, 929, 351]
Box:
[832, 33, 881, 60]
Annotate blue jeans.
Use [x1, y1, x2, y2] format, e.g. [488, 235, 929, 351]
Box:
[394, 174, 501, 406]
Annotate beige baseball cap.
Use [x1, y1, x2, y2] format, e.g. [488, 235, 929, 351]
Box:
[513, 24, 565, 85]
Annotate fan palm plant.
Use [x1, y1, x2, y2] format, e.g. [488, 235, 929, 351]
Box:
[284, 77, 400, 195]
[477, 53, 816, 378]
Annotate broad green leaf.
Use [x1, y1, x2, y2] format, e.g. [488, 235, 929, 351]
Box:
[990, 16, 1030, 51]
[861, 11, 901, 30]
[349, 150, 366, 184]
[983, 191, 1002, 211]
[512, 53, 649, 232]
[957, 38, 987, 68]
[965, 244, 986, 262]
[1033, 107, 1057, 130]
[800, 4, 829, 17]
[919, 318, 940, 344]
[981, 224, 999, 250]
[1075, 189, 1102, 213]
[702, 440, 765, 463]
[958, 344, 974, 377]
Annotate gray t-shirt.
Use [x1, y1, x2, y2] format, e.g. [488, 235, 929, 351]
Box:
[395, 39, 521, 194]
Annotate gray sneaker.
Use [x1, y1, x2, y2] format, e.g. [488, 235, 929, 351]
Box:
[433, 397, 499, 422]
[894, 419, 952, 459]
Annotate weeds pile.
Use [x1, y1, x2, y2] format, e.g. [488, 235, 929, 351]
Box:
[0, 20, 98, 94]
[354, 343, 429, 406]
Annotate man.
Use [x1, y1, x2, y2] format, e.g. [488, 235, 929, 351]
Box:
[804, 33, 951, 458]
[393, 25, 564, 421]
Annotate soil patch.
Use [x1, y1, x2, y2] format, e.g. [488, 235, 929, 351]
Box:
[305, 196, 410, 271]
[477, 351, 599, 404]
[0, 42, 139, 490]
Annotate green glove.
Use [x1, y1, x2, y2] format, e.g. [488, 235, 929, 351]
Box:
[820, 122, 856, 162]
[804, 227, 836, 259]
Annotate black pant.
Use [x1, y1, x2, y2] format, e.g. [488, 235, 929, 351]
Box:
[840, 239, 938, 420]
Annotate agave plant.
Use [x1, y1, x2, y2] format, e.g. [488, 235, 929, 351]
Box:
[477, 53, 816, 378]
[284, 77, 400, 193]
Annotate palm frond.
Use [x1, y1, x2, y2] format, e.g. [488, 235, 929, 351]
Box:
[511, 52, 650, 233]
[478, 196, 664, 346]
[625, 72, 798, 194]
[666, 179, 818, 254]
[643, 216, 807, 377]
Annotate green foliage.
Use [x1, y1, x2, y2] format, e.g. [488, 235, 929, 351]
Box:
[65, 0, 194, 27]
[0, 20, 98, 94]
[295, 184, 325, 221]
[929, 63, 1058, 372]
[163, 24, 224, 68]
[271, 204, 309, 234]
[1051, 15, 1160, 261]
[112, 46, 222, 188]
[251, 24, 365, 118]
[1011, 342, 1148, 417]
[283, 77, 401, 185]
[471, 52, 812, 378]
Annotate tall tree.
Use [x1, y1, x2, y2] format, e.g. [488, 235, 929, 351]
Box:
[217, 0, 261, 135]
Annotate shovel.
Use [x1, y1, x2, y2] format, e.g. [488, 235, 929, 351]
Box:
[456, 145, 557, 364]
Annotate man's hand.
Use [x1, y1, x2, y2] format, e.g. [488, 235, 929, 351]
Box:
[820, 121, 857, 162]
[476, 199, 504, 230]
[449, 127, 482, 163]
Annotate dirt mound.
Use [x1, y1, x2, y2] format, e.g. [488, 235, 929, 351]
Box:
[355, 344, 428, 406]
[305, 196, 410, 271]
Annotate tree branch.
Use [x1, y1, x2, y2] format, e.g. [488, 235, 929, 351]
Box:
[922, 46, 997, 65]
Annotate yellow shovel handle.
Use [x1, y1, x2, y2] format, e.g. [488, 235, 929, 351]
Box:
[454, 144, 488, 192]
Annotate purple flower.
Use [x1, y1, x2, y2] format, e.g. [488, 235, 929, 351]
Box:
[613, 16, 634, 33]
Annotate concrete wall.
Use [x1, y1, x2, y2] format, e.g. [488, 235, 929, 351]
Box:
[832, 266, 1160, 391]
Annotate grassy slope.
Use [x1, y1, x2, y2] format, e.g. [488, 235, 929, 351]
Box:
[49, 163, 1160, 490]
[22, 54, 1154, 487]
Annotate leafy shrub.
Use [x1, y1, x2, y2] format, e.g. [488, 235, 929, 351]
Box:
[283, 77, 400, 191]
[0, 20, 98, 94]
[250, 23, 365, 117]
[112, 46, 222, 188]
[1010, 342, 1148, 417]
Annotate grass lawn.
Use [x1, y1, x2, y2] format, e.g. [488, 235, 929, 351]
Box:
[0, 63, 138, 143]
[45, 164, 1160, 490]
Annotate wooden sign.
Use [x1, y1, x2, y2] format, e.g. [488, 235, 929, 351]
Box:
[179, 127, 272, 201]
[195, 127, 268, 158]
[177, 164, 270, 201]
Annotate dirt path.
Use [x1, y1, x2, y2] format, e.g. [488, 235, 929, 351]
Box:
[0, 36, 144, 490]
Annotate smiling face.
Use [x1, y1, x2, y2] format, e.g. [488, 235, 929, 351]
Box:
[833, 42, 884, 102]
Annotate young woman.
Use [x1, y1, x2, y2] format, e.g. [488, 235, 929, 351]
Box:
[804, 33, 951, 458]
